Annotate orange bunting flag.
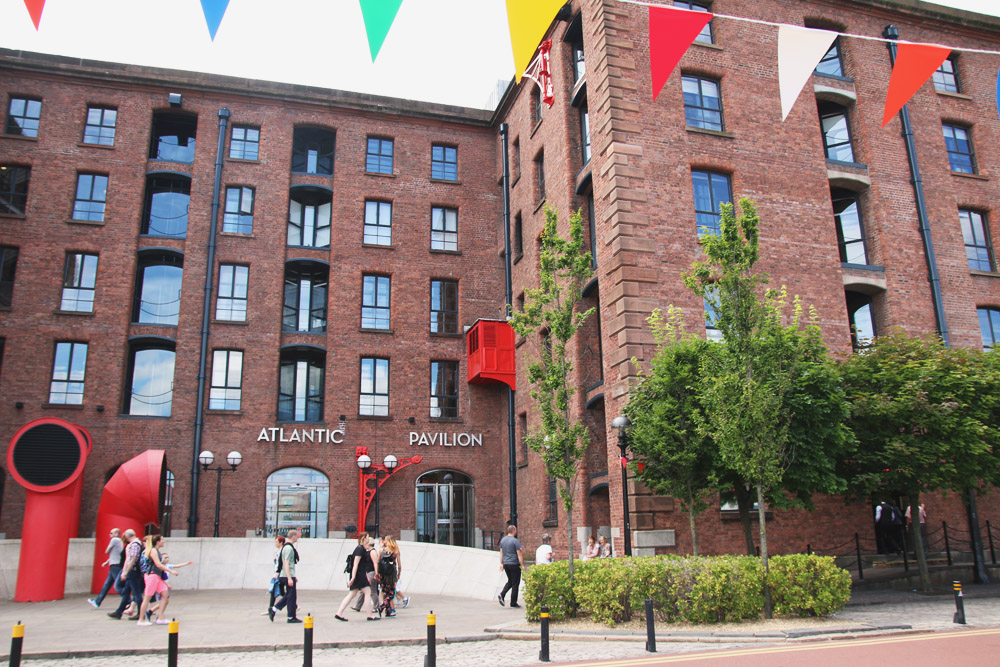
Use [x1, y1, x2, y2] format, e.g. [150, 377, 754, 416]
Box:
[23, 0, 45, 29]
[882, 42, 951, 127]
[649, 4, 713, 100]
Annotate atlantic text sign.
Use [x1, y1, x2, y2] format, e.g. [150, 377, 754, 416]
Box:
[258, 427, 345, 444]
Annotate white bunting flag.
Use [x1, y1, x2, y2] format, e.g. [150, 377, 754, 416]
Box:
[778, 25, 839, 120]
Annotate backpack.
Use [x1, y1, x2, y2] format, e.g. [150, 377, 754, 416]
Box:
[378, 552, 396, 578]
[344, 553, 354, 575]
[139, 551, 154, 575]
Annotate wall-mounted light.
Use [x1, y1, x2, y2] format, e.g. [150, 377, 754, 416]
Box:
[96, 405, 105, 412]
[168, 93, 183, 107]
[408, 417, 415, 424]
[15, 402, 24, 409]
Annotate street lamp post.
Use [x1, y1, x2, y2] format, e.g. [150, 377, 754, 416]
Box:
[612, 416, 632, 556]
[357, 453, 398, 537]
[198, 450, 242, 538]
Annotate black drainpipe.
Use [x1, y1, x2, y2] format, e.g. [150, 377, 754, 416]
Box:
[187, 107, 230, 537]
[500, 122, 518, 529]
[885, 27, 987, 583]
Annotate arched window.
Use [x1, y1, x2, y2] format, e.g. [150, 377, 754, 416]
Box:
[133, 250, 183, 325]
[161, 470, 175, 535]
[846, 291, 876, 351]
[124, 338, 176, 416]
[265, 467, 329, 538]
[416, 470, 475, 547]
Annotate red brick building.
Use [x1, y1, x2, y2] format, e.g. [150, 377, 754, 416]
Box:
[3, 0, 1000, 561]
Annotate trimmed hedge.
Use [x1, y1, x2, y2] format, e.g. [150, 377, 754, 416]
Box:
[524, 554, 851, 626]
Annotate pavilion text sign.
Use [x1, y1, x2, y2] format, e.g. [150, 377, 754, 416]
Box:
[258, 427, 345, 444]
[409, 432, 482, 447]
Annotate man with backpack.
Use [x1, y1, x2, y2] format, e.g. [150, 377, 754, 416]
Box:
[270, 529, 302, 623]
[876, 500, 905, 555]
[107, 529, 144, 620]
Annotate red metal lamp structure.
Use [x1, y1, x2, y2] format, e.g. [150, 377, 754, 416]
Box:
[355, 446, 421, 537]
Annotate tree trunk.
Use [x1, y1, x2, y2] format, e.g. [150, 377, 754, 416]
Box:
[735, 483, 756, 555]
[910, 496, 930, 591]
[688, 505, 699, 556]
[757, 484, 772, 620]
[567, 494, 575, 582]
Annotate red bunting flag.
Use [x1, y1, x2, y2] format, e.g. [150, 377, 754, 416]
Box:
[882, 42, 951, 127]
[649, 5, 713, 100]
[23, 0, 45, 29]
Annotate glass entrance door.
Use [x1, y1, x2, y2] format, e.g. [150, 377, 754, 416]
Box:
[265, 467, 329, 538]
[416, 470, 474, 546]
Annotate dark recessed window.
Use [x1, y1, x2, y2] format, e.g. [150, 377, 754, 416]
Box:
[72, 173, 108, 222]
[288, 188, 332, 248]
[362, 274, 391, 330]
[149, 112, 197, 163]
[943, 124, 976, 174]
[547, 476, 558, 521]
[210, 349, 243, 410]
[229, 125, 259, 160]
[847, 291, 876, 351]
[431, 144, 458, 181]
[363, 200, 392, 245]
[5, 97, 41, 137]
[675, 1, 713, 44]
[431, 207, 458, 251]
[216, 264, 248, 321]
[133, 251, 183, 325]
[49, 342, 88, 405]
[0, 165, 30, 216]
[360, 357, 389, 416]
[933, 57, 960, 94]
[682, 75, 723, 131]
[960, 210, 993, 272]
[61, 252, 98, 312]
[278, 347, 325, 422]
[223, 186, 254, 234]
[692, 170, 731, 236]
[512, 138, 521, 180]
[572, 42, 586, 82]
[535, 153, 545, 204]
[83, 107, 117, 146]
[430, 360, 459, 419]
[125, 339, 176, 416]
[431, 279, 458, 334]
[815, 39, 844, 77]
[291, 127, 335, 175]
[366, 137, 394, 174]
[513, 213, 523, 260]
[832, 190, 868, 265]
[979, 307, 1000, 350]
[819, 101, 855, 163]
[580, 104, 591, 164]
[0, 246, 18, 307]
[532, 87, 543, 124]
[283, 261, 328, 333]
[142, 175, 190, 237]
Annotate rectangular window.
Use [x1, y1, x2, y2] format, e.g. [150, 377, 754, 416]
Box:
[229, 125, 259, 160]
[518, 412, 528, 460]
[430, 360, 459, 419]
[833, 191, 868, 265]
[431, 144, 458, 181]
[704, 286, 723, 342]
[547, 476, 558, 521]
[149, 112, 196, 163]
[360, 357, 389, 416]
[573, 43, 586, 82]
[513, 138, 521, 180]
[431, 206, 458, 251]
[223, 186, 254, 234]
[692, 170, 732, 236]
[430, 279, 458, 334]
[933, 56, 960, 94]
[210, 349, 243, 410]
[675, 1, 713, 44]
[5, 97, 41, 137]
[216, 264, 249, 321]
[848, 294, 876, 350]
[536, 153, 545, 203]
[682, 75, 723, 131]
[979, 307, 1000, 350]
[0, 246, 18, 307]
[288, 192, 332, 248]
[291, 127, 335, 175]
[532, 87, 543, 124]
[580, 104, 592, 164]
[362, 274, 391, 330]
[363, 200, 392, 245]
[366, 137, 394, 174]
[61, 252, 98, 312]
[960, 210, 993, 272]
[49, 342, 88, 405]
[125, 343, 175, 416]
[72, 173, 108, 222]
[819, 103, 854, 163]
[83, 107, 117, 146]
[513, 213, 523, 260]
[815, 39, 844, 77]
[944, 124, 976, 174]
[0, 165, 30, 216]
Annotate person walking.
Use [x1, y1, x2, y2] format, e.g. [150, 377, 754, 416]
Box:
[498, 525, 524, 608]
[535, 533, 553, 565]
[336, 532, 379, 621]
[906, 502, 928, 555]
[89, 527, 123, 608]
[107, 529, 144, 620]
[270, 529, 302, 623]
[136, 534, 181, 626]
[265, 534, 286, 615]
[377, 535, 401, 617]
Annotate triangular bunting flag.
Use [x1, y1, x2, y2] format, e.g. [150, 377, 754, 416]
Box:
[506, 0, 565, 83]
[882, 42, 951, 127]
[649, 5, 713, 100]
[359, 0, 405, 62]
[200, 0, 230, 41]
[23, 0, 44, 30]
[778, 26, 838, 120]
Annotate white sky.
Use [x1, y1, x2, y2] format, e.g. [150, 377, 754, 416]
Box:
[0, 0, 998, 109]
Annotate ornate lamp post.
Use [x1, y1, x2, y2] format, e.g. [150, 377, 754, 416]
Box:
[611, 416, 632, 556]
[198, 450, 242, 538]
[357, 452, 399, 537]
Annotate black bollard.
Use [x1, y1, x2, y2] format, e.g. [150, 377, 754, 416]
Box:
[424, 611, 436, 667]
[953, 581, 966, 624]
[167, 619, 178, 667]
[10, 621, 23, 667]
[539, 605, 550, 662]
[303, 614, 313, 667]
[644, 598, 656, 652]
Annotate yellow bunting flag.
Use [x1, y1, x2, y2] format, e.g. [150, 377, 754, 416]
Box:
[506, 0, 565, 82]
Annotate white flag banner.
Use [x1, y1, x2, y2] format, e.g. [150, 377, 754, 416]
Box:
[778, 25, 838, 120]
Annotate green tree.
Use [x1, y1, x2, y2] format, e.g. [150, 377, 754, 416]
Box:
[625, 306, 719, 554]
[510, 206, 594, 581]
[840, 332, 1000, 590]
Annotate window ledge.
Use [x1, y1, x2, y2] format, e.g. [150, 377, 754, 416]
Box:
[275, 420, 326, 426]
[147, 158, 194, 166]
[511, 173, 521, 188]
[515, 337, 526, 348]
[970, 269, 1000, 278]
[67, 218, 105, 227]
[117, 414, 171, 420]
[42, 403, 84, 410]
[285, 244, 331, 251]
[813, 72, 855, 84]
[1, 133, 38, 142]
[130, 322, 178, 328]
[429, 177, 461, 185]
[77, 142, 115, 150]
[936, 90, 973, 101]
[365, 171, 396, 178]
[430, 332, 463, 338]
[841, 262, 885, 272]
[362, 243, 395, 250]
[0, 213, 27, 221]
[430, 248, 462, 255]
[360, 327, 394, 334]
[686, 126, 734, 139]
[54, 309, 94, 317]
[513, 253, 523, 265]
[213, 319, 249, 326]
[951, 171, 989, 181]
[530, 119, 543, 139]
[0, 306, 10, 312]
[219, 231, 255, 238]
[281, 329, 326, 336]
[534, 199, 546, 214]
[290, 171, 333, 178]
[357, 414, 392, 421]
[517, 461, 529, 469]
[542, 519, 559, 528]
[692, 41, 723, 51]
[208, 409, 244, 415]
[429, 417, 463, 424]
[226, 158, 260, 164]
[720, 510, 773, 521]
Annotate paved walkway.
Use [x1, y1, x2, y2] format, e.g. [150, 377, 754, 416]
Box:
[2, 585, 1000, 665]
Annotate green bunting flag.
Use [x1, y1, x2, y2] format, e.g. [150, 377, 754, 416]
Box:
[359, 0, 405, 62]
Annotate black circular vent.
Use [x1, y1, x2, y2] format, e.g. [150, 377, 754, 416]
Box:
[11, 423, 82, 487]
